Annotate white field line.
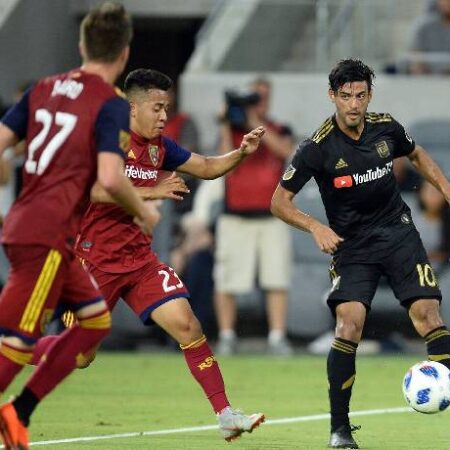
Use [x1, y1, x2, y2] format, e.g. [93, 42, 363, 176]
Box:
[15, 406, 414, 447]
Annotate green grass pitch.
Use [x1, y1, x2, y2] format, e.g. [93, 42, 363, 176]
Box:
[4, 353, 449, 449]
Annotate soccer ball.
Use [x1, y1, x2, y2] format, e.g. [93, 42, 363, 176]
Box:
[402, 361, 450, 414]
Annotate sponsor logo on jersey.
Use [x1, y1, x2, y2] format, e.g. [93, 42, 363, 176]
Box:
[148, 145, 160, 166]
[352, 161, 393, 186]
[51, 79, 84, 99]
[125, 165, 158, 180]
[282, 164, 296, 181]
[333, 175, 353, 188]
[335, 158, 348, 169]
[127, 149, 136, 159]
[375, 140, 390, 158]
[401, 213, 410, 224]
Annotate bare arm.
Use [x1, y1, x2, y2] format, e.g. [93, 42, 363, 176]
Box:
[97, 152, 158, 234]
[0, 124, 19, 185]
[407, 145, 450, 201]
[176, 126, 265, 180]
[271, 184, 343, 254]
[91, 172, 189, 203]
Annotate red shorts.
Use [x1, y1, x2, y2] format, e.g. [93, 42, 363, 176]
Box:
[0, 245, 103, 343]
[85, 259, 190, 325]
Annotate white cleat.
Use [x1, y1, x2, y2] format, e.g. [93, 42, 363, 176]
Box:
[217, 406, 265, 442]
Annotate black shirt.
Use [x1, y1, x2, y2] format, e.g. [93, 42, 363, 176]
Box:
[281, 113, 415, 250]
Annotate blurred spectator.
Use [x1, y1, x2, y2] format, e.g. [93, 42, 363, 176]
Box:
[408, 0, 450, 74]
[164, 85, 200, 215]
[414, 180, 450, 267]
[214, 78, 295, 356]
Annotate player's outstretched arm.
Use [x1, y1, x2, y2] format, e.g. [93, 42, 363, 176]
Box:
[408, 145, 450, 201]
[271, 184, 343, 254]
[91, 172, 189, 203]
[176, 126, 265, 180]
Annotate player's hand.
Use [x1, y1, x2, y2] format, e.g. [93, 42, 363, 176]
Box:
[134, 202, 161, 236]
[239, 126, 265, 156]
[153, 173, 190, 201]
[310, 222, 344, 254]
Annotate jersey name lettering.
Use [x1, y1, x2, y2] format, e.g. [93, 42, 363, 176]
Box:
[51, 80, 84, 100]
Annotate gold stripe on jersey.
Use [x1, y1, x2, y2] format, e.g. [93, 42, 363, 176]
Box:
[365, 112, 393, 123]
[0, 345, 32, 366]
[79, 310, 111, 330]
[19, 249, 62, 333]
[311, 118, 334, 144]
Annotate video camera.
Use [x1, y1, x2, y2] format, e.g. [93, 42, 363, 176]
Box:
[224, 90, 261, 130]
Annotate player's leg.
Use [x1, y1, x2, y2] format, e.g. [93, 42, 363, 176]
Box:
[30, 263, 123, 369]
[326, 259, 380, 449]
[0, 245, 67, 449]
[259, 218, 292, 355]
[8, 257, 111, 433]
[408, 299, 450, 369]
[126, 263, 264, 441]
[214, 215, 256, 355]
[385, 225, 450, 370]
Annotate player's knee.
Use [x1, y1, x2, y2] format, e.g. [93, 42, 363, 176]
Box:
[409, 300, 443, 331]
[176, 315, 203, 346]
[335, 317, 364, 342]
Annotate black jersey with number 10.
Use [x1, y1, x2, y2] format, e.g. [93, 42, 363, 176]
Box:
[281, 113, 416, 246]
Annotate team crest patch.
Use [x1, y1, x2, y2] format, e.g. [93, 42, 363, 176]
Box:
[119, 130, 130, 153]
[148, 145, 160, 166]
[375, 141, 390, 158]
[282, 164, 296, 181]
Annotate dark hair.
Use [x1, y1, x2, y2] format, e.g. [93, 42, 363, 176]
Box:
[80, 2, 132, 63]
[124, 69, 173, 96]
[329, 59, 375, 92]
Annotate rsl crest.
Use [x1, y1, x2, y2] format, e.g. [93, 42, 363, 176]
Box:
[148, 145, 160, 166]
[375, 141, 390, 158]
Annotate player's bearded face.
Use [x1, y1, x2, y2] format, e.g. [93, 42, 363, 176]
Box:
[330, 81, 371, 129]
[131, 89, 170, 139]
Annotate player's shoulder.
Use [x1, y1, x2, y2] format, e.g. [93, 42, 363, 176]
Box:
[310, 116, 335, 145]
[365, 112, 395, 124]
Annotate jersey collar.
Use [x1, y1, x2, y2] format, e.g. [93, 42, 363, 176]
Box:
[332, 114, 368, 145]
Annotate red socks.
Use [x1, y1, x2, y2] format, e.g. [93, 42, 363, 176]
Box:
[181, 335, 230, 413]
[0, 342, 32, 393]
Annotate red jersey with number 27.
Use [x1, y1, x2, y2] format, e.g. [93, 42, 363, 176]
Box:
[1, 69, 129, 252]
[75, 131, 191, 273]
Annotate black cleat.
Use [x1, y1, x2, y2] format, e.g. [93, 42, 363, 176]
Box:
[328, 424, 360, 449]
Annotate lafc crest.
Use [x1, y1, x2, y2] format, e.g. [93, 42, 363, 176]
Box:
[375, 141, 390, 158]
[148, 145, 160, 166]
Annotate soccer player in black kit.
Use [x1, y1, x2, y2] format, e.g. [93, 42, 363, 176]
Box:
[271, 59, 450, 449]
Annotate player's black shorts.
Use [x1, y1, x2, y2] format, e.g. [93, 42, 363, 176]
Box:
[327, 215, 442, 313]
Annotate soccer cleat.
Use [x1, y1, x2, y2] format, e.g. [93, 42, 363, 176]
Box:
[217, 406, 265, 442]
[0, 402, 29, 450]
[328, 424, 360, 449]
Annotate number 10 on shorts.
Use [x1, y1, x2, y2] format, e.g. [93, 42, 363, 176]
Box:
[416, 264, 437, 287]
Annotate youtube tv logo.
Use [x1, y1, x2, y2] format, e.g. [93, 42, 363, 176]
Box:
[334, 175, 353, 188]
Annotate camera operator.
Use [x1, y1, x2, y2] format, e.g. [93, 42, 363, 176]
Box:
[214, 78, 294, 355]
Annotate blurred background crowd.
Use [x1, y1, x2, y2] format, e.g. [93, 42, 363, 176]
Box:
[1, 0, 450, 356]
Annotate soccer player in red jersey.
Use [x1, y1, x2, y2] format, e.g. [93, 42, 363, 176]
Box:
[33, 68, 266, 442]
[0, 4, 156, 449]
